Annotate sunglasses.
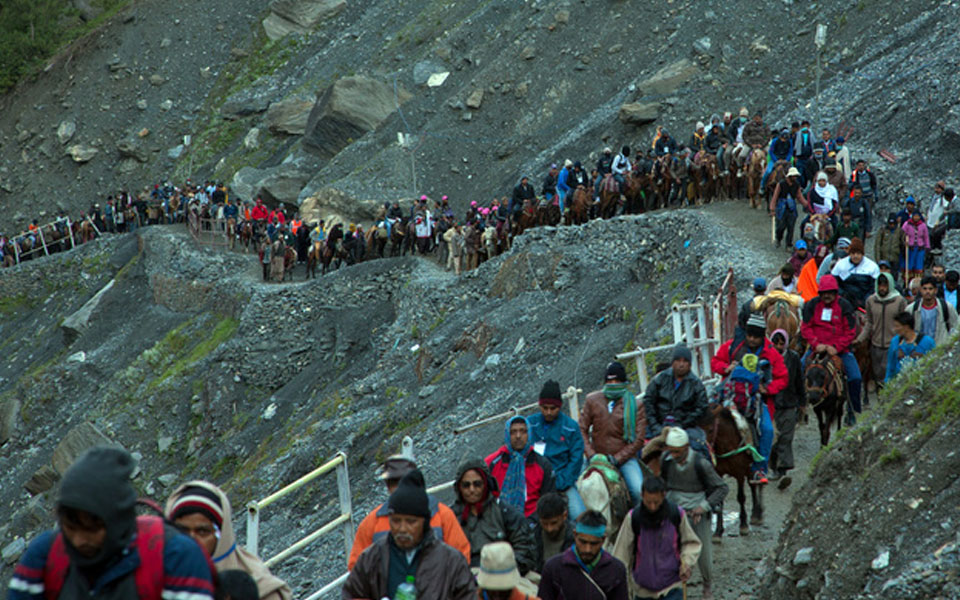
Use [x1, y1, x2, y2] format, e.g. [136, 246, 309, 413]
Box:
[460, 480, 484, 489]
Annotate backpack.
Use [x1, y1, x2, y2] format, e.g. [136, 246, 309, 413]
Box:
[44, 516, 165, 600]
[910, 299, 952, 333]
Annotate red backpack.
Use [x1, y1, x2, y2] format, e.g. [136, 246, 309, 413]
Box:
[44, 516, 166, 600]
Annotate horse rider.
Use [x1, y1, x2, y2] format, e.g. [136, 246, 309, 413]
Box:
[642, 344, 710, 454]
[823, 158, 847, 199]
[542, 164, 559, 205]
[770, 167, 803, 248]
[556, 160, 573, 213]
[814, 128, 834, 170]
[760, 128, 794, 192]
[847, 159, 876, 235]
[721, 107, 749, 171]
[735, 110, 767, 167]
[833, 136, 852, 178]
[611, 146, 632, 195]
[831, 237, 879, 309]
[578, 362, 647, 505]
[800, 274, 862, 425]
[593, 147, 615, 202]
[710, 313, 788, 484]
[527, 380, 586, 520]
[688, 122, 706, 163]
[486, 415, 556, 519]
[510, 176, 537, 221]
[792, 120, 815, 187]
[705, 124, 723, 161]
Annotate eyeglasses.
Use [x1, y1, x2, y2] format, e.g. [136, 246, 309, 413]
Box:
[460, 480, 484, 489]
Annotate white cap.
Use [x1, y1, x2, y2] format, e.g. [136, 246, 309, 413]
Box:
[665, 427, 689, 447]
[696, 121, 705, 130]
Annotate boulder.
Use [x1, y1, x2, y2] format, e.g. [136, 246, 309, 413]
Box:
[302, 76, 411, 157]
[243, 128, 261, 150]
[262, 0, 346, 40]
[61, 279, 116, 345]
[299, 188, 385, 226]
[231, 167, 309, 206]
[413, 61, 446, 86]
[51, 422, 115, 475]
[117, 139, 148, 163]
[466, 89, 484, 109]
[66, 144, 98, 163]
[231, 167, 267, 202]
[25, 465, 59, 496]
[637, 59, 699, 97]
[57, 120, 76, 145]
[221, 88, 272, 118]
[619, 102, 659, 126]
[265, 97, 314, 135]
[0, 397, 20, 445]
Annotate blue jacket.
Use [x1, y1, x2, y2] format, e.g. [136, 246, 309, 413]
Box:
[768, 137, 793, 162]
[527, 412, 584, 491]
[557, 168, 571, 194]
[885, 334, 935, 382]
[9, 524, 214, 600]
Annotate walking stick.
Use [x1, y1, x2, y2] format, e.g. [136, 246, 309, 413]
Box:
[903, 244, 910, 286]
[682, 581, 688, 600]
[771, 215, 776, 244]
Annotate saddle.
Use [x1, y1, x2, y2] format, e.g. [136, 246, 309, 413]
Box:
[601, 174, 619, 194]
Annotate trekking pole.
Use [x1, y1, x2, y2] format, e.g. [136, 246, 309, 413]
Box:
[771, 214, 776, 244]
[682, 581, 688, 600]
[903, 245, 909, 286]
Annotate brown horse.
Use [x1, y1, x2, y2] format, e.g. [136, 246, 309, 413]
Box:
[708, 405, 763, 537]
[239, 221, 254, 252]
[622, 173, 648, 214]
[79, 221, 96, 244]
[306, 242, 323, 279]
[283, 247, 297, 281]
[745, 149, 766, 209]
[764, 160, 791, 205]
[654, 156, 674, 209]
[536, 199, 561, 227]
[598, 175, 620, 218]
[513, 200, 538, 237]
[803, 352, 846, 447]
[723, 154, 742, 200]
[802, 214, 833, 251]
[321, 242, 348, 275]
[763, 297, 801, 350]
[701, 154, 721, 204]
[566, 186, 591, 225]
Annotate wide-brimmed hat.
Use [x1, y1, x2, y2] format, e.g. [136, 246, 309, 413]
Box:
[478, 542, 520, 591]
[787, 167, 801, 178]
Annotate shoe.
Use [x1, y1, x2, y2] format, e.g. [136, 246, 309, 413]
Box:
[768, 470, 782, 481]
[750, 471, 768, 485]
[778, 475, 793, 490]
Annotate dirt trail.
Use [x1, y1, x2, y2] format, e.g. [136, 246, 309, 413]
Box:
[683, 199, 820, 600]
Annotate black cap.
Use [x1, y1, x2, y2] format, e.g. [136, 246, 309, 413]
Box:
[388, 469, 430, 519]
[671, 344, 692, 363]
[605, 361, 627, 382]
[539, 380, 562, 407]
[946, 270, 959, 283]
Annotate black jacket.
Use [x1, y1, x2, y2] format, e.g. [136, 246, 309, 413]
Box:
[654, 136, 677, 157]
[532, 519, 575, 572]
[642, 368, 710, 437]
[596, 155, 614, 175]
[775, 349, 805, 410]
[511, 182, 536, 212]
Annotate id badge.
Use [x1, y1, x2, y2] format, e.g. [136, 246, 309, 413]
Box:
[820, 308, 832, 322]
[533, 442, 547, 455]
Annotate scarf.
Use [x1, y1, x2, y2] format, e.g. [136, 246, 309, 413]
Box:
[602, 383, 638, 443]
[573, 546, 604, 573]
[500, 416, 532, 513]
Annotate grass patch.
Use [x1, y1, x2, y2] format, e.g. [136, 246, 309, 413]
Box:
[156, 317, 239, 384]
[0, 293, 38, 316]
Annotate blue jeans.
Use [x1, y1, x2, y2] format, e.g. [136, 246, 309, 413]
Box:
[753, 403, 774, 475]
[564, 486, 586, 520]
[760, 158, 778, 190]
[802, 349, 862, 418]
[618, 457, 644, 505]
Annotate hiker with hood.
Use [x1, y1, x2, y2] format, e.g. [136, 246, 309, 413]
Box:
[854, 272, 908, 390]
[611, 477, 701, 600]
[342, 470, 476, 600]
[347, 456, 470, 570]
[451, 458, 536, 575]
[10, 447, 215, 600]
[658, 429, 727, 600]
[165, 481, 291, 600]
[538, 511, 629, 600]
[486, 415, 556, 519]
[579, 361, 647, 505]
[527, 380, 586, 519]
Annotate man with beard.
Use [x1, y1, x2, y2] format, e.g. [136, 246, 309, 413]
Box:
[342, 470, 475, 600]
[611, 477, 701, 600]
[538, 511, 629, 600]
[9, 447, 215, 600]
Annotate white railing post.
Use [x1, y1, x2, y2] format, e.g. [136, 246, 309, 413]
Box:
[246, 502, 260, 557]
[13, 239, 20, 265]
[67, 218, 75, 250]
[634, 352, 649, 393]
[38, 227, 49, 256]
[401, 436, 414, 460]
[335, 453, 354, 557]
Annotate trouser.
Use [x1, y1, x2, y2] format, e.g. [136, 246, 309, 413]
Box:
[417, 237, 429, 254]
[716, 145, 727, 171]
[776, 211, 797, 247]
[618, 457, 644, 505]
[770, 407, 798, 472]
[931, 223, 948, 251]
[563, 486, 586, 520]
[558, 188, 567, 213]
[870, 344, 888, 389]
[801, 350, 862, 419]
[795, 158, 811, 187]
[261, 263, 269, 281]
[750, 403, 774, 475]
[690, 508, 713, 586]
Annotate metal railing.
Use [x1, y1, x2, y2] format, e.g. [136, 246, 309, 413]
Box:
[245, 452, 354, 571]
[188, 209, 232, 248]
[4, 217, 99, 265]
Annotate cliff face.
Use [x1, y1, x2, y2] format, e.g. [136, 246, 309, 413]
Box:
[0, 0, 953, 233]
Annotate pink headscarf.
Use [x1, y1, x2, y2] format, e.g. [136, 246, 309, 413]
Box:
[471, 201, 478, 207]
[770, 328, 789, 347]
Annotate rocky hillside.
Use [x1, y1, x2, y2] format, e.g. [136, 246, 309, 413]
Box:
[0, 206, 760, 594]
[1, 0, 956, 231]
[759, 336, 960, 600]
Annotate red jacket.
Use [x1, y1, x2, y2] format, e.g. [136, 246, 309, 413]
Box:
[485, 447, 555, 518]
[711, 338, 788, 396]
[251, 205, 268, 221]
[801, 295, 857, 353]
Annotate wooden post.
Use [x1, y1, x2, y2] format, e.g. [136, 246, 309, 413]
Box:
[37, 227, 49, 256]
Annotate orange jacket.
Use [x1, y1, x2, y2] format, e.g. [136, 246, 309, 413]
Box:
[797, 258, 820, 302]
[291, 219, 302, 235]
[347, 497, 470, 570]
